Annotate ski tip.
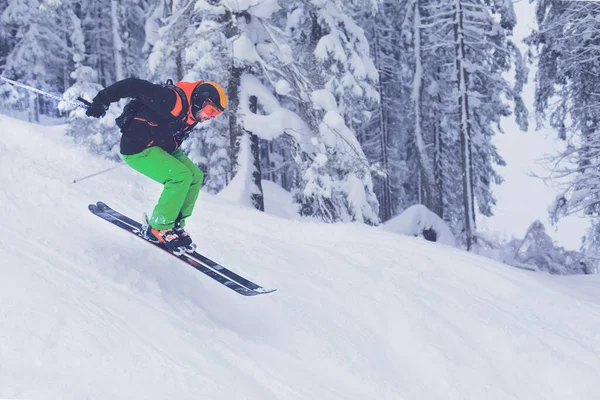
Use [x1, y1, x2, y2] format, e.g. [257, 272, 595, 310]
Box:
[88, 204, 98, 212]
[255, 288, 277, 295]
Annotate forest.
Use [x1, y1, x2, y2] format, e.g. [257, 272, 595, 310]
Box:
[1, 0, 598, 274]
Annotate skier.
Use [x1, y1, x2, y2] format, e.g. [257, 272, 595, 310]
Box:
[85, 77, 227, 253]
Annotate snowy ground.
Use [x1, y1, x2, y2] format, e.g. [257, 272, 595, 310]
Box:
[1, 115, 600, 400]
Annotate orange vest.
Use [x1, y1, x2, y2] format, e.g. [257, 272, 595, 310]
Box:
[168, 81, 204, 125]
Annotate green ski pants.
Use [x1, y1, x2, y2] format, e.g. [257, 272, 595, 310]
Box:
[122, 147, 204, 230]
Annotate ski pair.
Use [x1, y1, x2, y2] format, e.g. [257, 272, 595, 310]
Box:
[89, 202, 276, 296]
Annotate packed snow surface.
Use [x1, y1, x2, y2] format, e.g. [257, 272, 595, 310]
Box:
[1, 115, 599, 399]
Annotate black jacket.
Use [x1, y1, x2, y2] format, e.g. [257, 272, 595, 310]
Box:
[98, 78, 197, 155]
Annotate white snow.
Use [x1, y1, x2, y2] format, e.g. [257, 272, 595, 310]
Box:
[143, 2, 163, 47]
[384, 204, 457, 247]
[275, 79, 291, 96]
[195, 0, 280, 18]
[319, 110, 364, 156]
[315, 33, 347, 63]
[1, 114, 600, 399]
[285, 7, 304, 35]
[261, 180, 299, 219]
[238, 73, 313, 150]
[311, 89, 338, 111]
[225, 0, 280, 19]
[232, 35, 264, 65]
[217, 133, 261, 208]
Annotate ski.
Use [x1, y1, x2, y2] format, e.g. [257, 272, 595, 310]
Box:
[95, 202, 265, 291]
[88, 202, 276, 296]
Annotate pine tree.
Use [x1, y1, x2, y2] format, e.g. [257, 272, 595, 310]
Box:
[184, 1, 296, 210]
[359, 0, 411, 223]
[109, 0, 149, 80]
[509, 220, 589, 275]
[530, 0, 600, 242]
[58, 2, 120, 156]
[1, 0, 52, 121]
[411, 0, 443, 216]
[225, 8, 266, 211]
[416, 0, 527, 249]
[182, 0, 381, 222]
[284, 0, 380, 224]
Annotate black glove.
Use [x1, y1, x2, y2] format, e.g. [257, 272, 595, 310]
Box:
[86, 93, 110, 118]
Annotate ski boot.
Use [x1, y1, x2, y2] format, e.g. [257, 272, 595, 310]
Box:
[174, 214, 196, 253]
[173, 224, 197, 253]
[142, 213, 186, 255]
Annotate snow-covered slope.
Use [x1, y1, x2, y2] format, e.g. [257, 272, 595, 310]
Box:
[1, 115, 599, 400]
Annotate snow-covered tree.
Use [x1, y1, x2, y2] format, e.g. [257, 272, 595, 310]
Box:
[178, 0, 381, 223]
[359, 0, 412, 223]
[530, 0, 600, 253]
[145, 0, 192, 81]
[508, 220, 590, 275]
[109, 0, 148, 81]
[1, 0, 56, 121]
[0, 0, 537, 236]
[283, 0, 380, 224]
[57, 3, 120, 156]
[413, 0, 527, 249]
[580, 221, 600, 274]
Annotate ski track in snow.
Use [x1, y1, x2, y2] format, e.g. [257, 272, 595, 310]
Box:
[1, 115, 600, 400]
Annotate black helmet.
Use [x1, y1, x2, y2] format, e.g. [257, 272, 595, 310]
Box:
[191, 81, 227, 116]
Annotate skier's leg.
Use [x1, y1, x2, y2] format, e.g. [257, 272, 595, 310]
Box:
[170, 149, 204, 227]
[122, 147, 192, 230]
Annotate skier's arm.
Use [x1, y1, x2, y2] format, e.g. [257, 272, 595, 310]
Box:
[94, 78, 178, 117]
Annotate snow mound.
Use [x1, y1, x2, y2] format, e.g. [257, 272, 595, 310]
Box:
[384, 204, 457, 246]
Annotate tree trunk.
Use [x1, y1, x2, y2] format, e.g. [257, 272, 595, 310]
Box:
[267, 141, 275, 182]
[413, 1, 438, 217]
[454, 0, 475, 250]
[62, 13, 71, 94]
[432, 121, 444, 218]
[29, 94, 39, 123]
[373, 12, 392, 222]
[431, 65, 445, 218]
[94, 2, 107, 86]
[110, 0, 125, 81]
[249, 95, 264, 211]
[228, 63, 243, 176]
[261, 139, 276, 183]
[225, 11, 264, 211]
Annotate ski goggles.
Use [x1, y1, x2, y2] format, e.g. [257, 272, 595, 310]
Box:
[194, 98, 223, 121]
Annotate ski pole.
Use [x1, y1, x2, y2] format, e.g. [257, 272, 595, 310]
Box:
[72, 163, 125, 184]
[76, 97, 91, 108]
[0, 75, 89, 110]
